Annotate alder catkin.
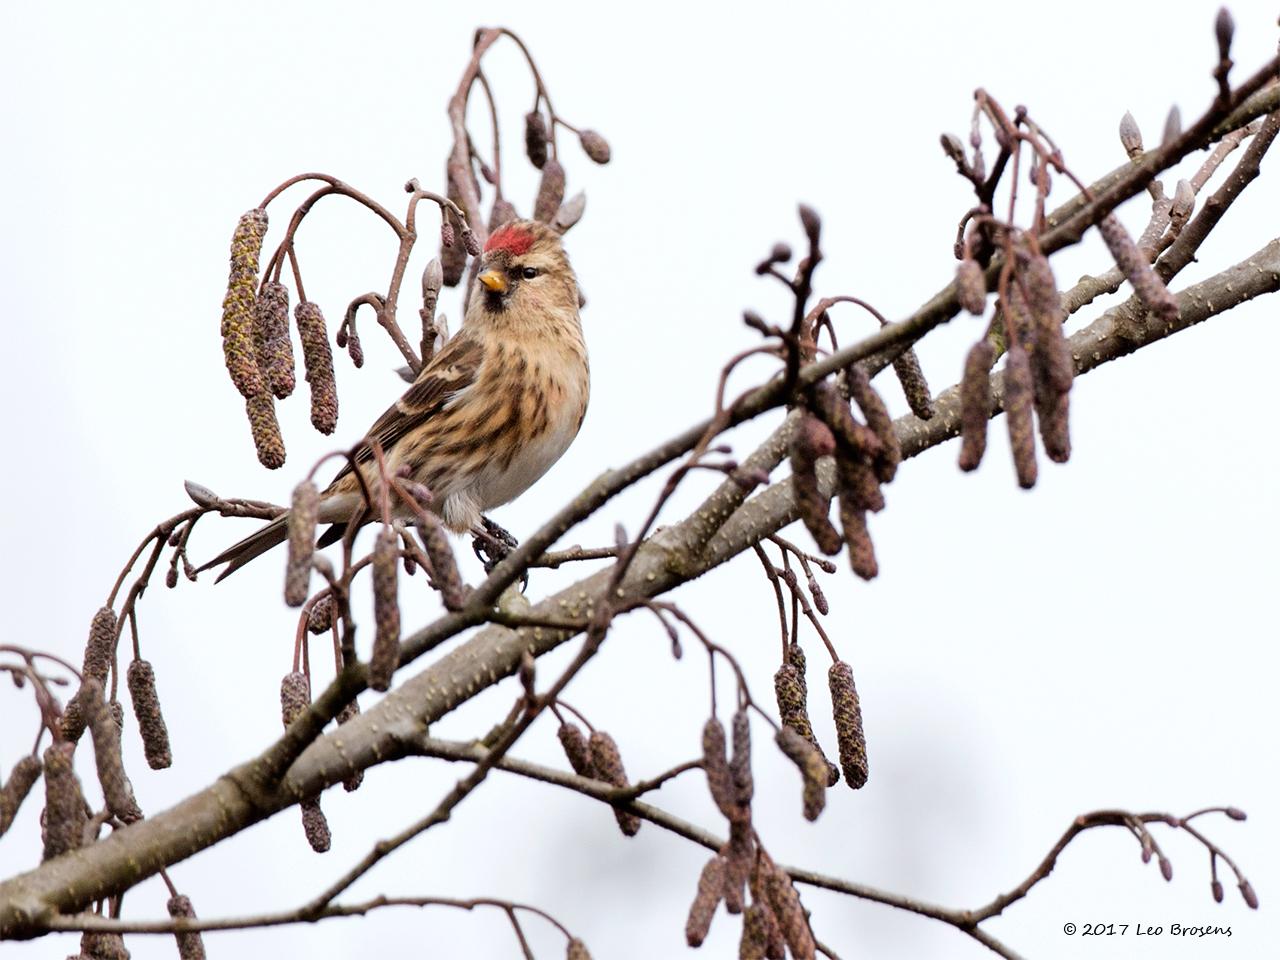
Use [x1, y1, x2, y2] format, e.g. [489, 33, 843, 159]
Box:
[685, 855, 727, 946]
[1098, 213, 1179, 322]
[280, 671, 309, 727]
[79, 931, 131, 960]
[774, 727, 828, 821]
[845, 366, 902, 478]
[740, 903, 769, 960]
[579, 129, 612, 164]
[588, 730, 641, 836]
[86, 682, 143, 823]
[166, 894, 207, 960]
[285, 480, 318, 607]
[1004, 344, 1038, 489]
[773, 645, 838, 786]
[566, 937, 592, 960]
[417, 518, 466, 610]
[254, 280, 295, 399]
[245, 391, 286, 469]
[0, 755, 42, 837]
[64, 607, 119, 742]
[702, 718, 737, 819]
[301, 797, 331, 852]
[557, 723, 594, 777]
[552, 191, 587, 234]
[295, 301, 338, 435]
[127, 659, 172, 770]
[368, 526, 401, 692]
[957, 257, 987, 315]
[488, 198, 518, 232]
[893, 348, 936, 421]
[533, 158, 567, 224]
[41, 741, 86, 860]
[730, 710, 753, 807]
[838, 498, 879, 581]
[836, 453, 885, 515]
[220, 209, 269, 399]
[765, 867, 816, 960]
[958, 339, 997, 471]
[828, 661, 869, 789]
[524, 111, 549, 169]
[789, 414, 842, 555]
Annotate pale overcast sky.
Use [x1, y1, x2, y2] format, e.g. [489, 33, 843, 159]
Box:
[2, 2, 1277, 958]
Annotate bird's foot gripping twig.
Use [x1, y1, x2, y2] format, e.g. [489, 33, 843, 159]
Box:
[472, 517, 525, 584]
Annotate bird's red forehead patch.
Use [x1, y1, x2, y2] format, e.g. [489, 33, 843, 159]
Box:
[485, 224, 535, 256]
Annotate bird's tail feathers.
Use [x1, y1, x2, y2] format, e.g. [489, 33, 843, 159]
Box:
[196, 515, 290, 582]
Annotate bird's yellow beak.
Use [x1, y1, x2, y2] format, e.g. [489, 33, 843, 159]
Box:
[478, 269, 508, 293]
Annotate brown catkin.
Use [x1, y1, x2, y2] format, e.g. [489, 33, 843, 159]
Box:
[765, 867, 816, 960]
[836, 454, 885, 514]
[220, 209, 269, 399]
[80, 931, 131, 960]
[307, 595, 334, 634]
[579, 129, 611, 164]
[63, 607, 119, 742]
[369, 526, 401, 692]
[811, 382, 883, 461]
[557, 723, 594, 777]
[552, 191, 587, 234]
[1021, 254, 1074, 400]
[166, 895, 207, 960]
[740, 903, 769, 960]
[524, 111, 548, 169]
[533, 158, 566, 224]
[730, 710, 753, 807]
[0, 755, 42, 837]
[1098, 213, 1179, 321]
[892, 348, 936, 421]
[126, 659, 171, 770]
[775, 727, 828, 821]
[566, 937, 592, 960]
[301, 797, 331, 852]
[460, 225, 482, 257]
[254, 281, 295, 399]
[956, 258, 987, 315]
[958, 338, 997, 471]
[245, 391, 286, 469]
[723, 820, 753, 914]
[748, 862, 787, 960]
[838, 498, 879, 581]
[1039, 389, 1072, 464]
[685, 855, 727, 946]
[84, 607, 117, 689]
[280, 671, 309, 727]
[1004, 344, 1038, 489]
[441, 171, 468, 287]
[846, 366, 902, 480]
[295, 301, 338, 435]
[417, 519, 466, 610]
[702, 718, 738, 819]
[284, 481, 318, 607]
[41, 741, 86, 860]
[85, 682, 143, 823]
[588, 731, 641, 836]
[337, 698, 364, 792]
[489, 198, 518, 232]
[773, 647, 838, 786]
[828, 661, 869, 789]
[789, 415, 842, 555]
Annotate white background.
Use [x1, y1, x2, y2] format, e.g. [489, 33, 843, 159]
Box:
[2, 2, 1277, 958]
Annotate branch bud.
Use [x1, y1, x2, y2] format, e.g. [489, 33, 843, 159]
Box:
[578, 129, 611, 164]
[1119, 111, 1144, 158]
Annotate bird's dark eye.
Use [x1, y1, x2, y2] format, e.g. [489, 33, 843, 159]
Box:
[521, 266, 539, 280]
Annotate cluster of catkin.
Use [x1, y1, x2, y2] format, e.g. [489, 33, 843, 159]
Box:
[791, 371, 902, 580]
[219, 209, 339, 468]
[955, 242, 1074, 486]
[774, 642, 867, 797]
[681, 703, 835, 958]
[18, 607, 174, 857]
[556, 721, 642, 837]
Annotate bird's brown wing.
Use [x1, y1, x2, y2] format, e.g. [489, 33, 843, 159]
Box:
[325, 331, 484, 491]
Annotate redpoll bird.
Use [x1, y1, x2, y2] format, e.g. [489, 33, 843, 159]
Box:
[200, 219, 589, 579]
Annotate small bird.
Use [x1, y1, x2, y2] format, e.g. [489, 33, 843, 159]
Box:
[200, 219, 589, 580]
